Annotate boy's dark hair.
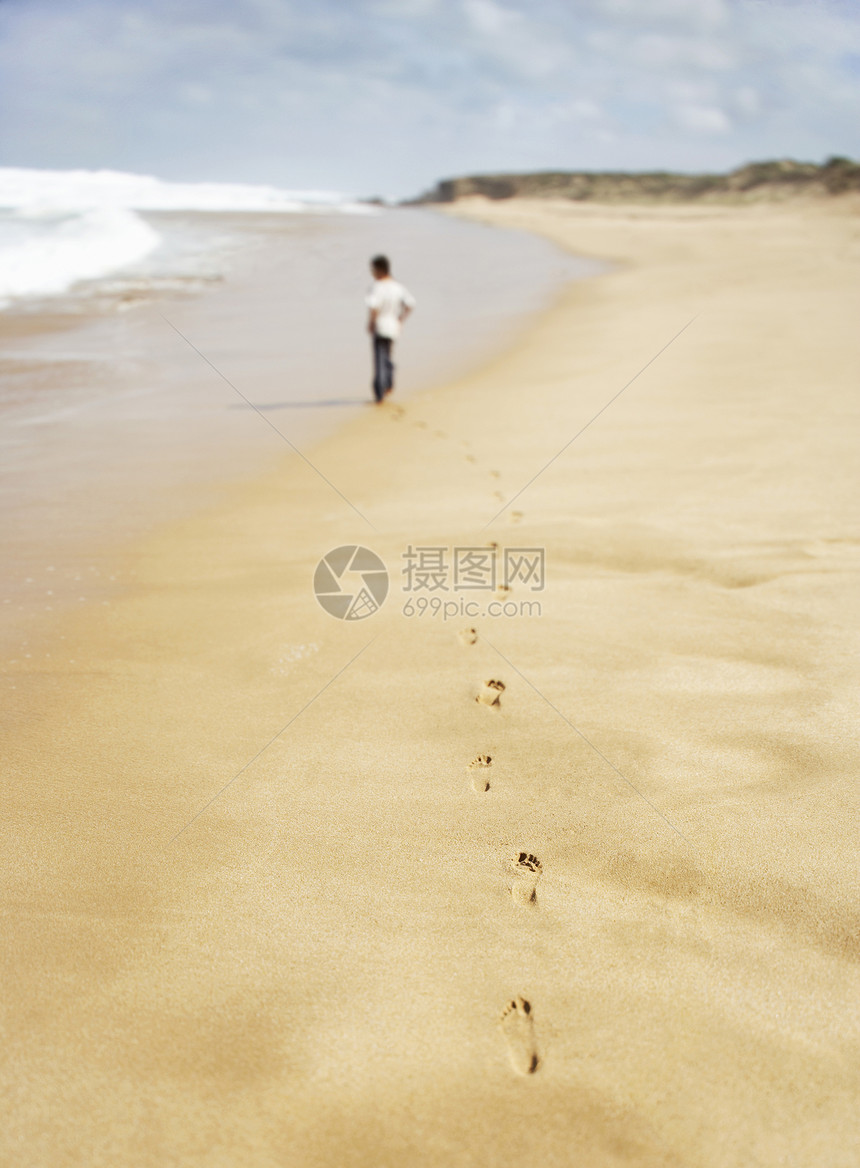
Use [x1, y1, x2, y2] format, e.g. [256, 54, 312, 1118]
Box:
[371, 254, 390, 275]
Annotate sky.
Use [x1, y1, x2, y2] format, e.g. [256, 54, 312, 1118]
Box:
[0, 0, 858, 198]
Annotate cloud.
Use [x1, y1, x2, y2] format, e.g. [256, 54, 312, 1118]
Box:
[731, 85, 761, 118]
[674, 103, 732, 134]
[0, 0, 857, 194]
[596, 0, 730, 30]
[628, 33, 736, 70]
[464, 0, 517, 36]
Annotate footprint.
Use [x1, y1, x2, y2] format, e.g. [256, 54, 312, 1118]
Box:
[468, 754, 492, 792]
[508, 511, 523, 525]
[489, 470, 500, 479]
[476, 679, 505, 707]
[388, 404, 405, 420]
[413, 420, 428, 430]
[500, 997, 540, 1075]
[492, 491, 505, 502]
[510, 852, 542, 906]
[464, 454, 477, 464]
[458, 627, 478, 646]
[494, 582, 511, 597]
[434, 430, 447, 439]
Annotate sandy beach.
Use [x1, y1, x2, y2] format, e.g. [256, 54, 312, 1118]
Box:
[0, 207, 582, 654]
[3, 196, 859, 1166]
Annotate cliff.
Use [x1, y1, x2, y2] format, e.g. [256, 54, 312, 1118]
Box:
[412, 157, 860, 204]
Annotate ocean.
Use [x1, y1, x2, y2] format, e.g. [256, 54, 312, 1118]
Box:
[0, 168, 598, 649]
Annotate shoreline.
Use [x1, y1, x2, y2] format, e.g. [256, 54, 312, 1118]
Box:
[0, 207, 586, 654]
[3, 196, 859, 1167]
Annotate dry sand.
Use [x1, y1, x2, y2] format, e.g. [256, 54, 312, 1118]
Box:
[3, 197, 859, 1166]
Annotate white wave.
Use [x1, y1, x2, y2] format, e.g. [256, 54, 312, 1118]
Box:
[0, 167, 373, 304]
[0, 167, 368, 214]
[0, 207, 161, 301]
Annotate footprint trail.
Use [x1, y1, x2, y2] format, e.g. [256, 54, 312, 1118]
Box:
[500, 996, 541, 1075]
[476, 679, 505, 707]
[509, 852, 542, 906]
[468, 753, 493, 792]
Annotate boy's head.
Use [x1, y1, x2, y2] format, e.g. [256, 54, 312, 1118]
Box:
[371, 254, 390, 278]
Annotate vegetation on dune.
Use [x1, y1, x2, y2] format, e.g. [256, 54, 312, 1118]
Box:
[411, 157, 860, 204]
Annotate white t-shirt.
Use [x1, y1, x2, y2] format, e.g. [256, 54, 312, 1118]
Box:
[366, 277, 416, 340]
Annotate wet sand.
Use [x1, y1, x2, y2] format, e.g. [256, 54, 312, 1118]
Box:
[0, 207, 587, 650]
[2, 196, 859, 1166]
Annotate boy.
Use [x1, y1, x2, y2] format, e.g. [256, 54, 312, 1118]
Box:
[366, 255, 415, 402]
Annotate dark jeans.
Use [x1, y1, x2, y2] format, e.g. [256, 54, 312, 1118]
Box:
[372, 334, 394, 401]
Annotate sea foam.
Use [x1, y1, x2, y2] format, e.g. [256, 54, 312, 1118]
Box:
[0, 167, 369, 303]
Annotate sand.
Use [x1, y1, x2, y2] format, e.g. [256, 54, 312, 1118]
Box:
[0, 206, 582, 651]
[3, 197, 859, 1167]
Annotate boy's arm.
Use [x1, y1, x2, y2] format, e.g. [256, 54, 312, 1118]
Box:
[367, 308, 378, 335]
[399, 290, 415, 324]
